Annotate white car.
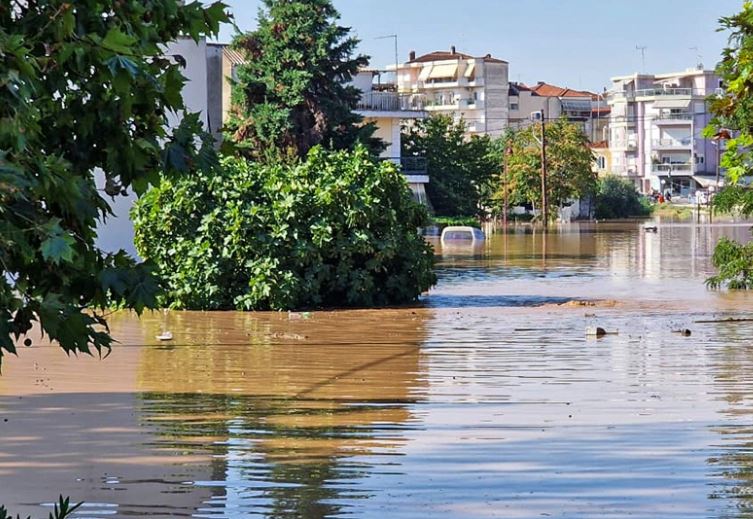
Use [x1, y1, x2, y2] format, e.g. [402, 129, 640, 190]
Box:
[440, 226, 486, 243]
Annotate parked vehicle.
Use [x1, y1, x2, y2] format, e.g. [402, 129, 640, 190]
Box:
[441, 226, 486, 243]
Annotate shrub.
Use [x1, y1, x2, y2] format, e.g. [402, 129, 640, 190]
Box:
[594, 175, 651, 219]
[132, 147, 436, 310]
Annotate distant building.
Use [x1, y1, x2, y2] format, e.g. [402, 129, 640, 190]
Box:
[590, 140, 612, 177]
[351, 69, 429, 202]
[389, 47, 510, 137]
[508, 81, 609, 142]
[606, 68, 722, 195]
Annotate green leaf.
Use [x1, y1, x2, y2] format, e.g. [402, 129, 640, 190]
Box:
[101, 27, 137, 55]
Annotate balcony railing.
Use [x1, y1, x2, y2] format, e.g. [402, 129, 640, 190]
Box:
[635, 87, 693, 97]
[653, 138, 692, 148]
[652, 163, 693, 174]
[609, 88, 695, 101]
[357, 92, 426, 112]
[656, 112, 693, 122]
[381, 156, 428, 175]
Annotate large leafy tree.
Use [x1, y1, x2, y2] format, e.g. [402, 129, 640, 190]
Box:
[225, 0, 381, 162]
[493, 119, 596, 217]
[706, 2, 753, 289]
[0, 1, 229, 367]
[133, 146, 436, 310]
[402, 115, 497, 217]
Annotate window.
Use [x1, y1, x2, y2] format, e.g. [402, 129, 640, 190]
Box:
[597, 156, 606, 169]
[510, 103, 519, 111]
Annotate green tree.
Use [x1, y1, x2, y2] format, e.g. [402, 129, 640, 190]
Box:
[0, 1, 230, 367]
[705, 2, 753, 289]
[224, 0, 381, 162]
[594, 176, 651, 219]
[493, 119, 596, 219]
[132, 147, 436, 311]
[402, 115, 497, 217]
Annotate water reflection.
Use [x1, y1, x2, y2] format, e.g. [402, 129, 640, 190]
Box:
[3, 223, 753, 517]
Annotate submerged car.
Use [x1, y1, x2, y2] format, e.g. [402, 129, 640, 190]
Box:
[440, 226, 486, 243]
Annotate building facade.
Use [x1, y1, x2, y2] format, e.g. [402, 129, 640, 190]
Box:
[351, 70, 429, 202]
[390, 47, 509, 137]
[606, 68, 722, 195]
[508, 82, 609, 142]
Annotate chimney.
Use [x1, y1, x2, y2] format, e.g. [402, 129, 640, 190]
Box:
[451, 45, 456, 54]
[409, 50, 416, 61]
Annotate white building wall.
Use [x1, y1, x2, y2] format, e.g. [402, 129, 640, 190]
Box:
[96, 38, 212, 257]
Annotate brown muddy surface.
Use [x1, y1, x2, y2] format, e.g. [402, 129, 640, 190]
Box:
[2, 220, 753, 518]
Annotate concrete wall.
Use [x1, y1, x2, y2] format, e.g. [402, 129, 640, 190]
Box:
[96, 38, 212, 257]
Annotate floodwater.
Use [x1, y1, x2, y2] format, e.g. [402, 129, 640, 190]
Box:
[3, 220, 753, 518]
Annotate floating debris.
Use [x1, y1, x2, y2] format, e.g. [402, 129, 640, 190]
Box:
[673, 329, 692, 337]
[586, 326, 607, 338]
[156, 331, 174, 341]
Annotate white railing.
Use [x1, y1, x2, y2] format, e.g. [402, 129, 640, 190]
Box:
[636, 87, 693, 97]
[652, 163, 693, 173]
[656, 112, 693, 121]
[357, 92, 426, 112]
[653, 138, 692, 148]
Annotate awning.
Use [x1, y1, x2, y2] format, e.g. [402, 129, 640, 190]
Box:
[692, 176, 718, 188]
[418, 66, 433, 82]
[464, 63, 476, 79]
[561, 99, 593, 112]
[429, 63, 458, 80]
[654, 99, 691, 109]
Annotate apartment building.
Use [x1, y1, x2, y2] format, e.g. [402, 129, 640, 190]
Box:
[508, 82, 609, 142]
[390, 47, 509, 137]
[351, 70, 429, 202]
[606, 68, 722, 195]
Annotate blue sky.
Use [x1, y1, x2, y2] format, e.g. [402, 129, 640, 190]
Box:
[217, 0, 740, 92]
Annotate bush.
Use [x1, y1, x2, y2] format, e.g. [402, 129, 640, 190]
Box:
[132, 147, 436, 310]
[707, 235, 753, 289]
[594, 175, 651, 219]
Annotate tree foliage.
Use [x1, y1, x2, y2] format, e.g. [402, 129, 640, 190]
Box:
[594, 176, 651, 219]
[0, 1, 229, 366]
[132, 147, 436, 311]
[0, 496, 81, 519]
[224, 0, 381, 162]
[402, 115, 497, 217]
[705, 2, 753, 288]
[492, 119, 596, 217]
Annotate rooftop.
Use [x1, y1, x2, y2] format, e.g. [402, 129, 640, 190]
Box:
[407, 47, 508, 65]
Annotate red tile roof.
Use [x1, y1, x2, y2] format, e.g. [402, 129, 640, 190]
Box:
[529, 82, 597, 99]
[589, 140, 609, 149]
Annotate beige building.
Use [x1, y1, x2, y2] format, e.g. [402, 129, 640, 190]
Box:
[508, 82, 609, 142]
[389, 47, 509, 137]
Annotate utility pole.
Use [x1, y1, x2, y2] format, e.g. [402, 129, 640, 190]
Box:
[540, 110, 548, 228]
[503, 145, 512, 229]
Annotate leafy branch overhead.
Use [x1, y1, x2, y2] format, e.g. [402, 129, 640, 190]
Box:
[706, 2, 753, 289]
[0, 1, 230, 366]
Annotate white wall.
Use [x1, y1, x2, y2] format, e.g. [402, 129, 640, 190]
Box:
[96, 38, 211, 257]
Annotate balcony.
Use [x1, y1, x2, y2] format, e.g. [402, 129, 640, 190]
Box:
[356, 92, 426, 113]
[654, 112, 693, 124]
[635, 88, 693, 98]
[653, 138, 692, 150]
[652, 163, 693, 175]
[381, 156, 428, 175]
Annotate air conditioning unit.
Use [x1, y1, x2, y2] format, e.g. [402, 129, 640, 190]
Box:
[530, 111, 543, 121]
[714, 88, 724, 96]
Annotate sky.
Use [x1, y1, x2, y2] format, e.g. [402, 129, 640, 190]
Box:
[216, 0, 741, 92]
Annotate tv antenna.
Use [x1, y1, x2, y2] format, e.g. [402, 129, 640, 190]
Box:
[636, 45, 648, 72]
[690, 46, 703, 69]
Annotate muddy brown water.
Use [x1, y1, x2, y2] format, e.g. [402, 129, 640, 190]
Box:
[3, 221, 753, 518]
